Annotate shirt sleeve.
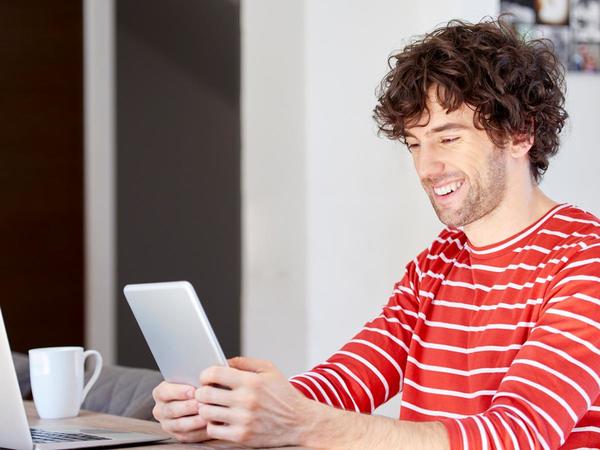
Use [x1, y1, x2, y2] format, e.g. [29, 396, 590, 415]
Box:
[289, 258, 421, 413]
[440, 245, 600, 450]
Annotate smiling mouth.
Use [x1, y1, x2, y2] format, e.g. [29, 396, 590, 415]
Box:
[433, 180, 464, 197]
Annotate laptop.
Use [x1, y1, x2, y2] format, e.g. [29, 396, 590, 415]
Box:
[0, 308, 167, 450]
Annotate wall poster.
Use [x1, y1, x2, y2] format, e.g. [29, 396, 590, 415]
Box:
[500, 0, 600, 72]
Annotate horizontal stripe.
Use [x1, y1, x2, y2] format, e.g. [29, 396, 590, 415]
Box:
[431, 297, 543, 313]
[386, 305, 536, 332]
[407, 355, 509, 377]
[349, 339, 403, 385]
[426, 250, 567, 273]
[514, 242, 584, 255]
[555, 213, 600, 228]
[500, 375, 578, 423]
[412, 333, 523, 354]
[564, 257, 600, 270]
[404, 378, 496, 400]
[546, 292, 600, 308]
[434, 235, 465, 250]
[572, 426, 600, 433]
[394, 285, 416, 297]
[440, 275, 554, 292]
[372, 315, 415, 334]
[362, 327, 410, 354]
[546, 308, 600, 332]
[538, 228, 569, 238]
[401, 401, 468, 419]
[539, 325, 600, 358]
[553, 274, 600, 289]
[512, 358, 592, 407]
[523, 340, 600, 389]
[419, 289, 435, 299]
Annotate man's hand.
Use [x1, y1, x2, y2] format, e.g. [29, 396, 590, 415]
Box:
[195, 357, 313, 447]
[152, 381, 210, 443]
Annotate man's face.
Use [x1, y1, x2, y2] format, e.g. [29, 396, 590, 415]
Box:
[404, 97, 508, 229]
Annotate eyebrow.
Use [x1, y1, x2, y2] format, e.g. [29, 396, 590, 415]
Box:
[405, 122, 470, 139]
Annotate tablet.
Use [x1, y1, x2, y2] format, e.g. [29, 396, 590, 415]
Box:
[124, 281, 228, 387]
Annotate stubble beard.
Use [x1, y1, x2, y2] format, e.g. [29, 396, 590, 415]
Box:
[430, 150, 507, 228]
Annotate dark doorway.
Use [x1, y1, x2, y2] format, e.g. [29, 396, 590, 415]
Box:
[116, 0, 241, 368]
[0, 1, 85, 351]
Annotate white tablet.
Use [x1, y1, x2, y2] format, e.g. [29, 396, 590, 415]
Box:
[124, 281, 228, 387]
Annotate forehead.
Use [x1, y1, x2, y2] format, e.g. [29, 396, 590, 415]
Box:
[404, 93, 477, 137]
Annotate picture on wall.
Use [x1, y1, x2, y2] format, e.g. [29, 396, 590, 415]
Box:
[500, 0, 600, 72]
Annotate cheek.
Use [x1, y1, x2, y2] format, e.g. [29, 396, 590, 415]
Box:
[451, 141, 495, 179]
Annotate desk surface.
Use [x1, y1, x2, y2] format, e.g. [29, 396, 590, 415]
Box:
[25, 401, 310, 450]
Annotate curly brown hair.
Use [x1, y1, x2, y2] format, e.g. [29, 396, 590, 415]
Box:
[373, 18, 568, 183]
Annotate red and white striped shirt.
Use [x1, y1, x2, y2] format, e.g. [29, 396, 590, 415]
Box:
[290, 204, 600, 450]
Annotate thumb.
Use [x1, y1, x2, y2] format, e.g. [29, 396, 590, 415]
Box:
[228, 356, 275, 373]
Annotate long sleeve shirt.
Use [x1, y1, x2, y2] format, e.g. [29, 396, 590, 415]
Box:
[290, 204, 600, 449]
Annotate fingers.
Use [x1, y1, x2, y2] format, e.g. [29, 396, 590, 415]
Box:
[227, 356, 274, 373]
[153, 398, 200, 422]
[200, 365, 248, 388]
[152, 381, 211, 444]
[195, 385, 235, 407]
[163, 415, 209, 443]
[152, 381, 195, 403]
[171, 428, 210, 444]
[206, 422, 251, 445]
[163, 414, 207, 434]
[198, 403, 235, 424]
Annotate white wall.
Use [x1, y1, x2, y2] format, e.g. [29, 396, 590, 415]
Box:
[245, 0, 600, 419]
[241, 0, 308, 377]
[542, 73, 600, 211]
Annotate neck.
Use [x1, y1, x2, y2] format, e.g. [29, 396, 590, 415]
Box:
[463, 182, 558, 248]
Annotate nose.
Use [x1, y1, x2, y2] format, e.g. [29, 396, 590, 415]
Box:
[413, 144, 445, 181]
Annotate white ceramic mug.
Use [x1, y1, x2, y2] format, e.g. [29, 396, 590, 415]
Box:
[29, 346, 103, 419]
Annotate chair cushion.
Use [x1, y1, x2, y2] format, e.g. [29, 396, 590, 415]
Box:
[82, 364, 163, 420]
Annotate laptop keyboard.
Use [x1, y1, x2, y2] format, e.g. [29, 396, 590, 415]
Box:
[30, 428, 110, 444]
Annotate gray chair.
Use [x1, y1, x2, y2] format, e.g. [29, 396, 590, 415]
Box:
[11, 352, 163, 421]
[82, 364, 163, 420]
[12, 352, 31, 399]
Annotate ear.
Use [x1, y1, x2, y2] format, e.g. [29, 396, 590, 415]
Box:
[509, 133, 534, 159]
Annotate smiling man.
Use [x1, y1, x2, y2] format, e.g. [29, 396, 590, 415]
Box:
[151, 19, 600, 449]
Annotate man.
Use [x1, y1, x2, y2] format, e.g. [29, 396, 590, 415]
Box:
[152, 18, 600, 449]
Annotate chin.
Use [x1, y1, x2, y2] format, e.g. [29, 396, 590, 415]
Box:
[431, 201, 463, 228]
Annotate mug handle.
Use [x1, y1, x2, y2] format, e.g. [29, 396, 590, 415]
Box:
[81, 350, 103, 404]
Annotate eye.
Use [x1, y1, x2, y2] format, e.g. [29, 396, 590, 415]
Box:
[406, 143, 420, 152]
[441, 137, 459, 145]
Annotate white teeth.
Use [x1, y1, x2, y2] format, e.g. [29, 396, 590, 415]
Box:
[434, 181, 463, 196]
